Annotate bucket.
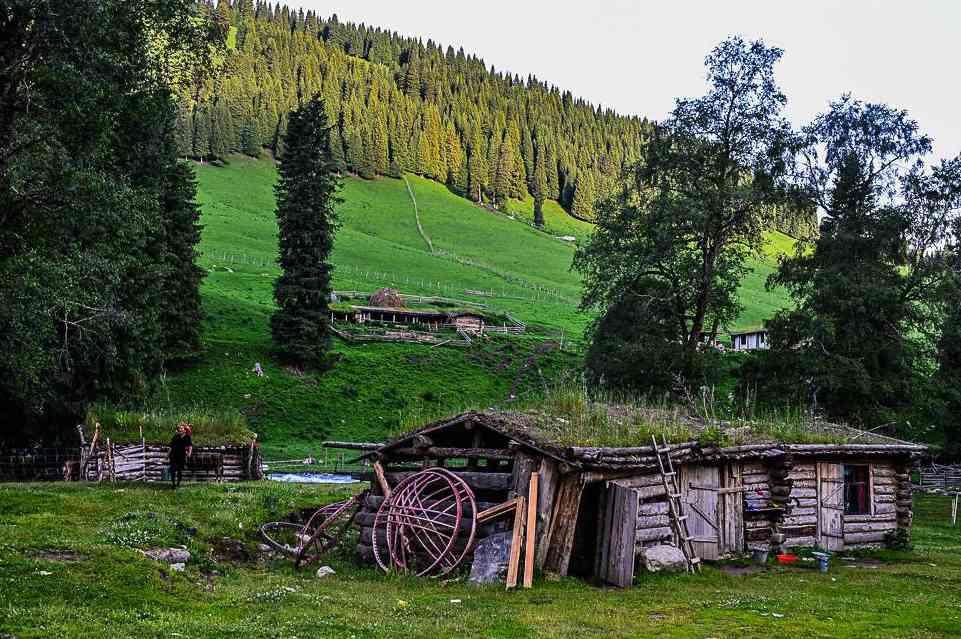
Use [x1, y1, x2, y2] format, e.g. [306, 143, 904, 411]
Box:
[812, 552, 830, 573]
[751, 549, 769, 563]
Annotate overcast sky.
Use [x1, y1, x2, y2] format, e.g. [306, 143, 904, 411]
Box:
[296, 0, 960, 160]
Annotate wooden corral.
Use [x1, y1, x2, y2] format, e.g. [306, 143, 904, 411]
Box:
[336, 411, 926, 587]
[77, 437, 262, 483]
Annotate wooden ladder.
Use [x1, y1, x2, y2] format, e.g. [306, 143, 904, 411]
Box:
[652, 435, 701, 573]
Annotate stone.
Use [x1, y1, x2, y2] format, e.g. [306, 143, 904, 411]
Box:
[315, 566, 336, 578]
[640, 544, 688, 573]
[170, 563, 186, 572]
[142, 548, 191, 564]
[468, 532, 512, 585]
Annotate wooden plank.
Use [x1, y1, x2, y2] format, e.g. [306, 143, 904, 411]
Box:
[523, 473, 539, 588]
[681, 465, 720, 560]
[506, 495, 526, 589]
[543, 474, 585, 576]
[601, 482, 638, 587]
[511, 452, 539, 499]
[534, 459, 559, 570]
[476, 498, 518, 524]
[722, 462, 744, 555]
[817, 462, 845, 551]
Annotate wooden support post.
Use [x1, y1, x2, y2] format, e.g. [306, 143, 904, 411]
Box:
[506, 495, 526, 589]
[523, 472, 539, 588]
[373, 461, 391, 498]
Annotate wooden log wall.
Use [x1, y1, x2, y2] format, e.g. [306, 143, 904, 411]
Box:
[895, 461, 913, 536]
[742, 462, 775, 549]
[780, 462, 818, 547]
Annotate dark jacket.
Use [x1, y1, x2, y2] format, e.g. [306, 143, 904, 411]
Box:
[169, 433, 192, 467]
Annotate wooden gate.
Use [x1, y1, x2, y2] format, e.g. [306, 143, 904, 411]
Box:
[817, 462, 845, 551]
[597, 482, 639, 587]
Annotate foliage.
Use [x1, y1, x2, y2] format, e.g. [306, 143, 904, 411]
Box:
[154, 157, 796, 458]
[0, 0, 218, 444]
[575, 37, 792, 392]
[747, 97, 961, 432]
[271, 96, 341, 367]
[84, 403, 253, 445]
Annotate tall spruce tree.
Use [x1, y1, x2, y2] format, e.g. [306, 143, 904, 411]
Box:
[748, 98, 959, 428]
[160, 161, 205, 360]
[271, 96, 341, 367]
[532, 149, 548, 227]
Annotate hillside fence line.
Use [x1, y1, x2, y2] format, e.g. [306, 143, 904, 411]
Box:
[198, 250, 578, 305]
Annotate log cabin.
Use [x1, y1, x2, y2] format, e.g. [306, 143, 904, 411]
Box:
[343, 410, 925, 587]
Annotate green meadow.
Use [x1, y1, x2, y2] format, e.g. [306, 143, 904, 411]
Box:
[0, 483, 958, 639]
[160, 157, 794, 458]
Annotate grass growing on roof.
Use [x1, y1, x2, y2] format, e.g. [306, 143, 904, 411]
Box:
[521, 381, 855, 448]
[84, 404, 254, 445]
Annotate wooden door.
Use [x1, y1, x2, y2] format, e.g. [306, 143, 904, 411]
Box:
[681, 465, 721, 560]
[817, 462, 845, 551]
[597, 482, 638, 587]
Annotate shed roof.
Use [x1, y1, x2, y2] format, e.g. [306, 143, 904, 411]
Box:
[363, 410, 926, 471]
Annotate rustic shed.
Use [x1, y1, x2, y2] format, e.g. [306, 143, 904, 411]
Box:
[343, 410, 925, 587]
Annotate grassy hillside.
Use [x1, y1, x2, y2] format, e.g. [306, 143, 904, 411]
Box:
[1, 483, 958, 638]
[161, 157, 794, 458]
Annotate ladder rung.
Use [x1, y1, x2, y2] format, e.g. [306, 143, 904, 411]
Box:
[669, 493, 682, 499]
[676, 515, 687, 521]
[689, 557, 701, 564]
[657, 446, 671, 453]
[662, 471, 676, 476]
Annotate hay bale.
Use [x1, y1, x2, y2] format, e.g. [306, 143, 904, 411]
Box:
[368, 287, 403, 307]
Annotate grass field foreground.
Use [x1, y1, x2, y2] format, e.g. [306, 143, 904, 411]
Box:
[0, 483, 959, 638]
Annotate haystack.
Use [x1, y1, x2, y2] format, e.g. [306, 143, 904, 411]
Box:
[368, 287, 403, 307]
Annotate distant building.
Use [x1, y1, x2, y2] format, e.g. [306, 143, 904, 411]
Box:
[730, 328, 769, 351]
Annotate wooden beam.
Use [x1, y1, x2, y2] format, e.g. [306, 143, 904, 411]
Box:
[322, 441, 382, 451]
[362, 471, 512, 492]
[389, 447, 513, 461]
[373, 461, 391, 498]
[523, 472, 539, 588]
[506, 495, 526, 589]
[476, 498, 518, 524]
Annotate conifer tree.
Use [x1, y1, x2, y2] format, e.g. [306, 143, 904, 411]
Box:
[271, 96, 341, 367]
[571, 170, 595, 219]
[160, 162, 205, 359]
[532, 150, 548, 227]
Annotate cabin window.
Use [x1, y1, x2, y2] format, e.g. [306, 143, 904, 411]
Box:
[843, 464, 871, 515]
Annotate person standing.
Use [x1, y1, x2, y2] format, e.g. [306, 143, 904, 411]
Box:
[168, 422, 193, 489]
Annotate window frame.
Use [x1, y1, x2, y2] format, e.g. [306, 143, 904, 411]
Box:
[842, 463, 873, 516]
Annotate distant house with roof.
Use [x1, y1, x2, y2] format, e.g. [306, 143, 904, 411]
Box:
[730, 328, 769, 351]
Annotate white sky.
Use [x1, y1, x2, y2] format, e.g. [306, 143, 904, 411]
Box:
[296, 0, 960, 160]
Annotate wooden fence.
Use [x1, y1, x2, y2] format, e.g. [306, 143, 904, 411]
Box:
[920, 464, 961, 490]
